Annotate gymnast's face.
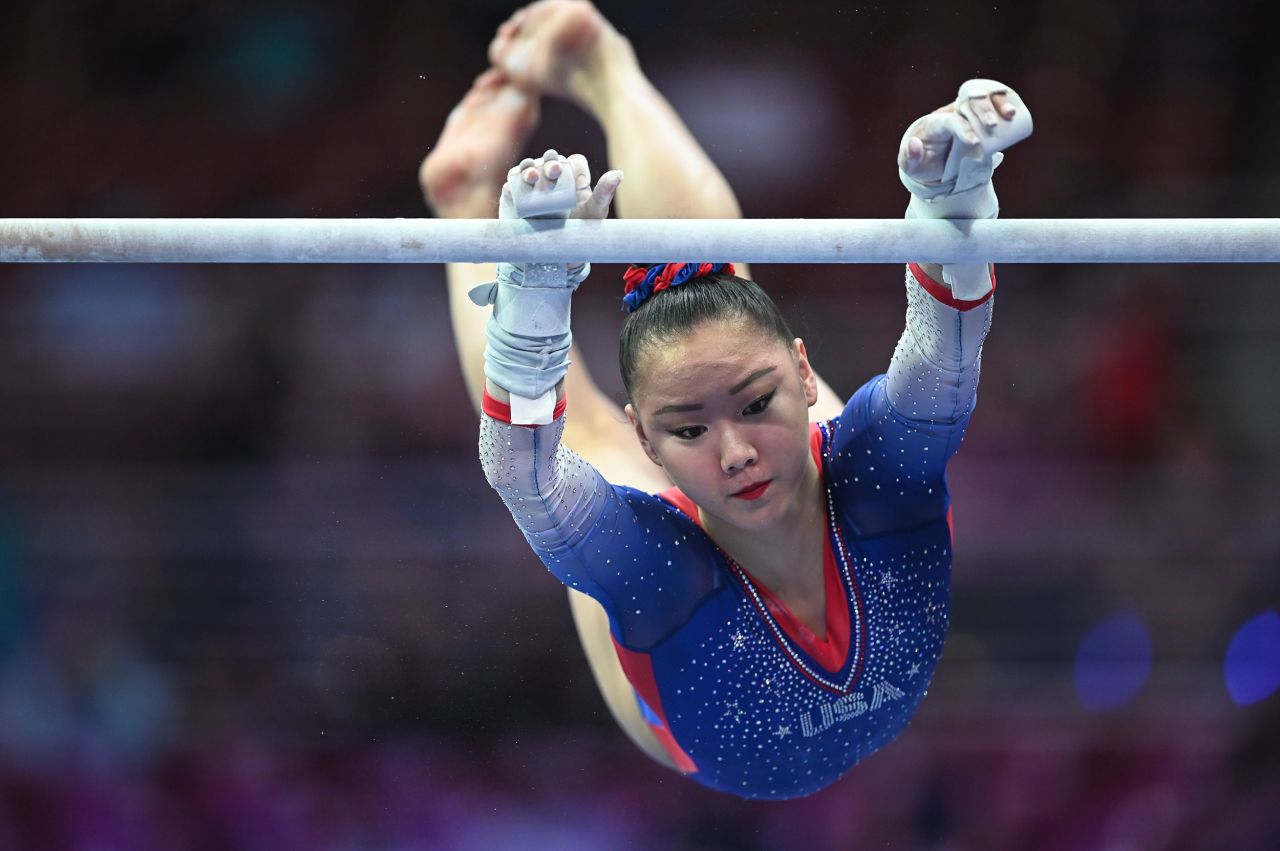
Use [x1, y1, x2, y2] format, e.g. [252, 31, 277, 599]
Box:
[625, 318, 820, 531]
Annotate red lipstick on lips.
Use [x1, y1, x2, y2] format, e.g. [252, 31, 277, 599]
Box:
[732, 480, 772, 500]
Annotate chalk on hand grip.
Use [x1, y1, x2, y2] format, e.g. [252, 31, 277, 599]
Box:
[939, 79, 1033, 194]
[956, 79, 1033, 155]
[507, 165, 578, 218]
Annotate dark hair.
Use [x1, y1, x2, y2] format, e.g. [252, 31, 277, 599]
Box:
[619, 271, 795, 402]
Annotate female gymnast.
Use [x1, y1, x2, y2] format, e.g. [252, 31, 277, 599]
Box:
[420, 0, 1028, 799]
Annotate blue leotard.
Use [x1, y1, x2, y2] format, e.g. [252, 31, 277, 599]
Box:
[479, 264, 994, 799]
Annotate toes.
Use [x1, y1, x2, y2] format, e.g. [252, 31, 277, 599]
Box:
[463, 69, 504, 107]
[499, 5, 529, 36]
[501, 40, 533, 77]
[474, 68, 503, 89]
[489, 8, 528, 67]
[420, 158, 471, 212]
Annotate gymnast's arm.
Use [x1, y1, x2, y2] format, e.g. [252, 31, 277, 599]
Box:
[472, 149, 619, 587]
[473, 152, 719, 647]
[885, 80, 1032, 424]
[824, 83, 1031, 533]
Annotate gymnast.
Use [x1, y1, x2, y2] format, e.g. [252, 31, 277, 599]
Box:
[420, 0, 1029, 799]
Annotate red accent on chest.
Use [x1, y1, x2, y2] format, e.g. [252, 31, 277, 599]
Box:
[658, 423, 852, 674]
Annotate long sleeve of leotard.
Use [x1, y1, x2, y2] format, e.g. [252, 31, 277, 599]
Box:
[884, 263, 993, 424]
[479, 398, 723, 650]
[823, 263, 994, 536]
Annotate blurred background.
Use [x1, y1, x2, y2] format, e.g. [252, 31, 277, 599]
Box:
[1, 0, 1278, 848]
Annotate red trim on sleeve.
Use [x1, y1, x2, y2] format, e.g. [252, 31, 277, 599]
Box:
[480, 389, 567, 426]
[908, 262, 996, 311]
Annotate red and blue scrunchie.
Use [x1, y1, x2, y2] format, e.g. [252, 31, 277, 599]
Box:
[621, 262, 735, 313]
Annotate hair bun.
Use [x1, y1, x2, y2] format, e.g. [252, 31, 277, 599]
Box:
[621, 263, 735, 313]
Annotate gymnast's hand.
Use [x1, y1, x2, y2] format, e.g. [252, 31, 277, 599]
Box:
[478, 148, 619, 413]
[898, 81, 1031, 296]
[501, 149, 623, 221]
[898, 81, 1030, 187]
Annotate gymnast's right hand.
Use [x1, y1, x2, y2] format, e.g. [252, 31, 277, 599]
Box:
[500, 149, 623, 223]
[474, 149, 619, 418]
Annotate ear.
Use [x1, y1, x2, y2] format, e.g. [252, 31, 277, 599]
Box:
[792, 338, 820, 407]
[625, 403, 663, 466]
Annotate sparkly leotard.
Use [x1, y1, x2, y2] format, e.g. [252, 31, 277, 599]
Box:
[480, 264, 994, 799]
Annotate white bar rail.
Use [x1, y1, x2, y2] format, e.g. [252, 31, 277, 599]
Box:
[1, 218, 1278, 264]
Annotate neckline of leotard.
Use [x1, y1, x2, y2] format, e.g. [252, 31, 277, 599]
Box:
[657, 423, 858, 681]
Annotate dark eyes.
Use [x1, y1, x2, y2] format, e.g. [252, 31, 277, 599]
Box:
[668, 392, 775, 441]
[743, 392, 775, 416]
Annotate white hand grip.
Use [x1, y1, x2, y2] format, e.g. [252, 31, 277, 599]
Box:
[956, 79, 1033, 155]
[507, 166, 578, 218]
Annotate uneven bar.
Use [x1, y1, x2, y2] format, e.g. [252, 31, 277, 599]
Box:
[1, 218, 1278, 264]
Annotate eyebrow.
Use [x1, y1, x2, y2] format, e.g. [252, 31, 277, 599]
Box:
[652, 367, 778, 416]
[730, 366, 778, 396]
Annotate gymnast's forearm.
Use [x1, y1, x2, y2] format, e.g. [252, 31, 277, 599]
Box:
[883, 267, 993, 424]
[478, 403, 610, 559]
[890, 173, 997, 425]
[474, 149, 626, 561]
[885, 79, 1031, 423]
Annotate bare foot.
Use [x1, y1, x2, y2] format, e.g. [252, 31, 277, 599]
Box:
[419, 69, 540, 218]
[487, 0, 633, 106]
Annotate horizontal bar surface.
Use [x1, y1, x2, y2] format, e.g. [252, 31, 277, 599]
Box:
[1, 218, 1278, 264]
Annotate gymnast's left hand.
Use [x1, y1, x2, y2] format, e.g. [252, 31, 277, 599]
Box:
[503, 149, 623, 221]
[898, 86, 1024, 186]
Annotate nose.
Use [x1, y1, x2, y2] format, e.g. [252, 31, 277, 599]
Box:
[720, 426, 758, 476]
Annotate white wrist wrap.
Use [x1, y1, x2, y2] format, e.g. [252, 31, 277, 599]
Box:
[509, 389, 558, 426]
[472, 161, 590, 420]
[468, 262, 590, 338]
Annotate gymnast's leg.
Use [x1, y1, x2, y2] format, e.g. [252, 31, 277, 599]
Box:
[486, 0, 846, 420]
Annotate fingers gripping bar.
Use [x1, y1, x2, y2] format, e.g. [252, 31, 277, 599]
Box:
[506, 166, 579, 218]
[943, 79, 1033, 193]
